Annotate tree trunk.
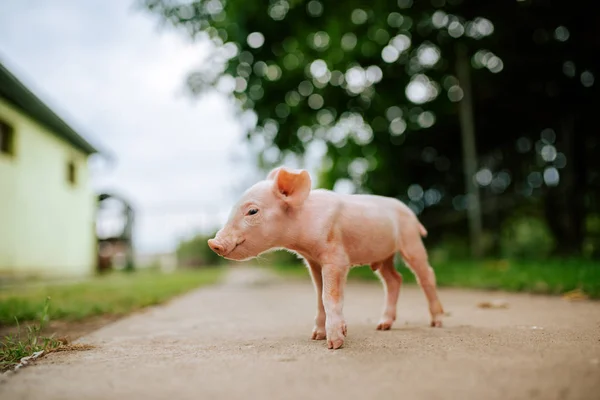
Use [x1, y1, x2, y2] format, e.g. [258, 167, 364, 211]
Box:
[486, 193, 503, 257]
[544, 113, 586, 256]
[455, 43, 484, 259]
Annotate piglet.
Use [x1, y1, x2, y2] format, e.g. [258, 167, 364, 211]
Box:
[208, 166, 445, 350]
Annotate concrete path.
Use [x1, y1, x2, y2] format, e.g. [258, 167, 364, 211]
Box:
[1, 266, 599, 400]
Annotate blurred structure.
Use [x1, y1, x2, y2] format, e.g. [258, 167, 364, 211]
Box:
[0, 60, 100, 278]
[135, 252, 177, 272]
[96, 192, 135, 273]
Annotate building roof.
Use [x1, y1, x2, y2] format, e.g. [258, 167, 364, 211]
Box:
[0, 60, 98, 155]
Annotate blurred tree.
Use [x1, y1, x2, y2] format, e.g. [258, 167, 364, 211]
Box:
[176, 232, 226, 267]
[141, 0, 599, 258]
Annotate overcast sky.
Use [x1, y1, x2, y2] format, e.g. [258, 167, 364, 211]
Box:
[0, 0, 265, 254]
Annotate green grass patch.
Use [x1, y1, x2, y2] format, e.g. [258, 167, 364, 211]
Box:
[271, 259, 600, 299]
[0, 268, 223, 327]
[1, 297, 62, 372]
[1, 267, 222, 372]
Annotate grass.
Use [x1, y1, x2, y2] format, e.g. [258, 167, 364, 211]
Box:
[271, 258, 600, 299]
[0, 267, 223, 326]
[0, 267, 223, 372]
[1, 297, 63, 372]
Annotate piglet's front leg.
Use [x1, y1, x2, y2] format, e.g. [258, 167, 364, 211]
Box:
[307, 260, 326, 340]
[322, 265, 349, 350]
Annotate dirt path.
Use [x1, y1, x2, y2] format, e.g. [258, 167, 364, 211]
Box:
[1, 266, 599, 400]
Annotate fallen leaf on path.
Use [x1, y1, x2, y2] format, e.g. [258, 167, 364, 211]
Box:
[561, 288, 588, 301]
[477, 299, 509, 309]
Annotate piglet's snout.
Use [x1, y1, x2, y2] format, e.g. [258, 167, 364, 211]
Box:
[207, 239, 225, 256]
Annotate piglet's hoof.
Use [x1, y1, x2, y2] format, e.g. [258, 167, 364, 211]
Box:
[311, 326, 326, 340]
[430, 319, 443, 328]
[326, 322, 346, 349]
[376, 319, 394, 330]
[327, 338, 344, 350]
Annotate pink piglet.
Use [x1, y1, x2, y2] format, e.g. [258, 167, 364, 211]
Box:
[208, 166, 445, 350]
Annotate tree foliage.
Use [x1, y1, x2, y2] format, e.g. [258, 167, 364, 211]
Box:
[142, 0, 599, 257]
[176, 232, 226, 267]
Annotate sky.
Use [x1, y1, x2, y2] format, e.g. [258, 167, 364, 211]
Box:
[0, 0, 265, 254]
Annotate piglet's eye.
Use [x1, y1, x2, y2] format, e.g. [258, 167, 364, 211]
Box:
[246, 209, 259, 216]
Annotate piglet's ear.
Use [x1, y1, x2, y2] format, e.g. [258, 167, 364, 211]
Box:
[272, 167, 311, 207]
[266, 167, 282, 180]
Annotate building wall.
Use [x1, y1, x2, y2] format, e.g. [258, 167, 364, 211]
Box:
[0, 98, 96, 277]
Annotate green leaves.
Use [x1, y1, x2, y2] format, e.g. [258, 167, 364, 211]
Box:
[142, 0, 600, 257]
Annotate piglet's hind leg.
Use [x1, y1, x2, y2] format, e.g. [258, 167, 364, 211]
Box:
[399, 235, 444, 327]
